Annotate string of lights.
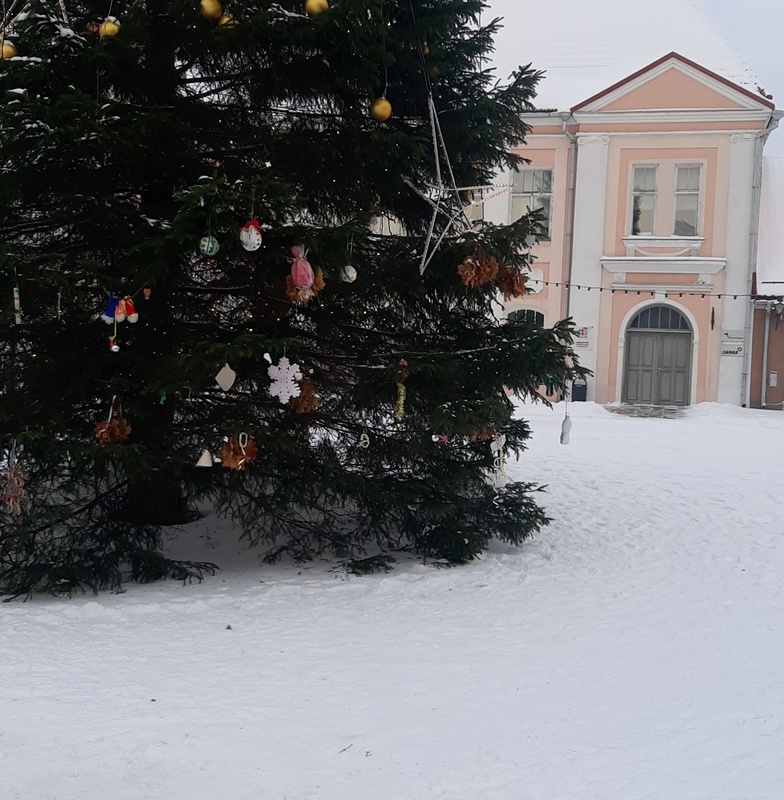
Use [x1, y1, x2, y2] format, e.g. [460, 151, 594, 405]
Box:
[525, 277, 782, 301]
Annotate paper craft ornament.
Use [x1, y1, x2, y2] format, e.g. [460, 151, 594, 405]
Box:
[560, 414, 572, 446]
[218, 433, 257, 471]
[215, 363, 237, 392]
[268, 356, 301, 404]
[341, 265, 357, 283]
[199, 235, 220, 256]
[490, 433, 507, 472]
[358, 432, 370, 449]
[368, 215, 382, 234]
[196, 450, 214, 467]
[239, 219, 262, 251]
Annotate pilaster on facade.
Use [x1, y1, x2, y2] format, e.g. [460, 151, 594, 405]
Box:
[569, 135, 611, 395]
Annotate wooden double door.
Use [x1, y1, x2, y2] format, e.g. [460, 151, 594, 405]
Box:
[623, 331, 692, 405]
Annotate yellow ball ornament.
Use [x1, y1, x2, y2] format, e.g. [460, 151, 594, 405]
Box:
[200, 0, 224, 20]
[305, 0, 329, 15]
[0, 40, 17, 59]
[370, 97, 392, 122]
[98, 17, 121, 38]
[217, 13, 236, 27]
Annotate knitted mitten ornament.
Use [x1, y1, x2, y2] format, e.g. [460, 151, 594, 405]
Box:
[101, 296, 119, 324]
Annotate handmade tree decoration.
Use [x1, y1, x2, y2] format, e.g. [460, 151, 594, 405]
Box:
[195, 450, 214, 467]
[94, 397, 131, 445]
[217, 13, 236, 27]
[215, 363, 237, 391]
[268, 356, 301, 404]
[199, 235, 220, 256]
[341, 265, 357, 283]
[239, 219, 262, 251]
[2, 445, 24, 517]
[288, 379, 319, 414]
[494, 264, 527, 300]
[286, 246, 325, 304]
[458, 253, 499, 288]
[218, 433, 257, 470]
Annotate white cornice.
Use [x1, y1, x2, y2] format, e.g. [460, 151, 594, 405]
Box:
[601, 257, 726, 274]
[573, 109, 771, 125]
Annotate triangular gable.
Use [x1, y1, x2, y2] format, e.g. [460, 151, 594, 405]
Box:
[573, 52, 774, 113]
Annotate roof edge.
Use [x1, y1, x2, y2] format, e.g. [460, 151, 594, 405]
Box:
[570, 51, 775, 113]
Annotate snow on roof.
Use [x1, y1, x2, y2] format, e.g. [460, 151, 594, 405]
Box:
[756, 156, 784, 295]
[484, 0, 760, 111]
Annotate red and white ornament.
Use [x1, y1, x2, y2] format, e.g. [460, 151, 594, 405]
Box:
[239, 219, 262, 251]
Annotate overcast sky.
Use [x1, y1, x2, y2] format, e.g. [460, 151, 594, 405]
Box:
[699, 0, 784, 154]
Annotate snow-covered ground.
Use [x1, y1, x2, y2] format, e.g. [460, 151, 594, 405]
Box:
[4, 402, 784, 799]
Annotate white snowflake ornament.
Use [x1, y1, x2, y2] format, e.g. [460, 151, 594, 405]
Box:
[267, 356, 302, 404]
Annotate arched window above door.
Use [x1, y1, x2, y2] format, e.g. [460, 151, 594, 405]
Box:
[508, 309, 545, 327]
[629, 305, 690, 331]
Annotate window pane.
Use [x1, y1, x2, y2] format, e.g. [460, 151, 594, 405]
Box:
[522, 170, 533, 192]
[541, 170, 552, 192]
[632, 194, 655, 235]
[677, 165, 700, 191]
[660, 307, 671, 329]
[512, 169, 524, 192]
[511, 196, 528, 222]
[674, 194, 698, 236]
[536, 195, 551, 224]
[649, 307, 661, 329]
[638, 309, 650, 328]
[634, 166, 656, 192]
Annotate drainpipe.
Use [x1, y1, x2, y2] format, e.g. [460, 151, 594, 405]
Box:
[761, 301, 772, 407]
[559, 112, 578, 321]
[741, 110, 783, 406]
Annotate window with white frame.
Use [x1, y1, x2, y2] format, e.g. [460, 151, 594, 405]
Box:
[673, 164, 701, 236]
[511, 168, 552, 238]
[631, 165, 657, 236]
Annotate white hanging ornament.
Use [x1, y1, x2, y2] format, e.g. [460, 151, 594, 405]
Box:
[560, 413, 572, 446]
[199, 235, 220, 256]
[267, 356, 301, 404]
[239, 219, 262, 251]
[368, 215, 382, 234]
[215, 363, 237, 391]
[341, 265, 357, 283]
[196, 450, 214, 467]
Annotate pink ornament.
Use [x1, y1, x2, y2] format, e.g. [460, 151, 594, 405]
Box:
[291, 254, 314, 289]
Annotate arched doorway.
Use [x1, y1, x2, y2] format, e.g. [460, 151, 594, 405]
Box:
[623, 305, 693, 405]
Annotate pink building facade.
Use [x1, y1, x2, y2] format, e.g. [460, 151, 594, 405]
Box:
[486, 53, 781, 406]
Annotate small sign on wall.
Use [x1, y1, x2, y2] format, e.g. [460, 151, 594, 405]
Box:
[573, 325, 594, 351]
[721, 342, 744, 357]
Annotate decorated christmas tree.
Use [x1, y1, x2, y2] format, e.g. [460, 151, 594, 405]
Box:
[0, 0, 583, 596]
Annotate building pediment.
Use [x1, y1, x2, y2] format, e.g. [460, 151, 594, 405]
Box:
[573, 53, 774, 116]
